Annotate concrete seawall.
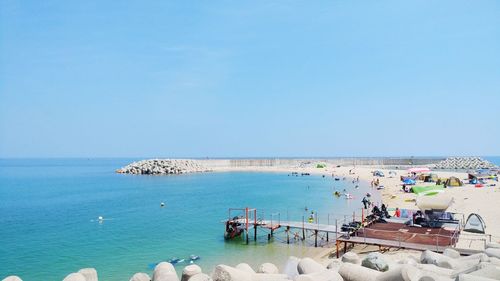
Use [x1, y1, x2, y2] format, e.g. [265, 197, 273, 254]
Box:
[198, 157, 445, 168]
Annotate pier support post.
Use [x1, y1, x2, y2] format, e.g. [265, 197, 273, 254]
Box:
[286, 226, 290, 244]
[302, 216, 305, 240]
[335, 219, 338, 241]
[254, 225, 257, 241]
[336, 240, 340, 258]
[246, 231, 249, 244]
[314, 230, 318, 247]
[327, 232, 329, 242]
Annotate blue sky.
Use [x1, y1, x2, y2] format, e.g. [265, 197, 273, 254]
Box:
[1, 1, 499, 158]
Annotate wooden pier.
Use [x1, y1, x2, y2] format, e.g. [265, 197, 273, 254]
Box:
[335, 236, 482, 257]
[223, 207, 477, 256]
[224, 207, 358, 247]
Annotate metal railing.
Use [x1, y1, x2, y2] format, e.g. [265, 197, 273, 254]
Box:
[353, 224, 461, 251]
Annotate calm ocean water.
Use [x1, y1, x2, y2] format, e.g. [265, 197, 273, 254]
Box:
[485, 156, 500, 166]
[0, 159, 375, 281]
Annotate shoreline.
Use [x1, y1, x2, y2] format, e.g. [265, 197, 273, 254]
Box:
[3, 158, 499, 280]
[115, 157, 499, 262]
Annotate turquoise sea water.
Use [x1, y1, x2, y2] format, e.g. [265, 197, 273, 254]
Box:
[485, 156, 500, 166]
[0, 159, 376, 281]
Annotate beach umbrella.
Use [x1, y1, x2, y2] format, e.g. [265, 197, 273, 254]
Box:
[408, 167, 431, 174]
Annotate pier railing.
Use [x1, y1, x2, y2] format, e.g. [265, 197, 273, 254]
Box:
[353, 223, 461, 252]
[226, 207, 368, 247]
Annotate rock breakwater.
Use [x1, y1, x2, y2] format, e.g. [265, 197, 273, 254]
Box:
[6, 242, 500, 281]
[433, 157, 497, 170]
[116, 159, 211, 175]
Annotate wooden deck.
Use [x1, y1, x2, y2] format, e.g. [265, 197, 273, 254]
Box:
[334, 221, 475, 257]
[356, 222, 458, 246]
[336, 236, 482, 256]
[229, 218, 342, 234]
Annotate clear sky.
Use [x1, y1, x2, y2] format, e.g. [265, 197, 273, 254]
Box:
[1, 1, 499, 158]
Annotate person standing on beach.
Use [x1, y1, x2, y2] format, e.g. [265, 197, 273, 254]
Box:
[362, 197, 369, 209]
[395, 208, 401, 217]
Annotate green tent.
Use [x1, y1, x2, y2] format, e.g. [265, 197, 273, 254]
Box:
[412, 185, 445, 196]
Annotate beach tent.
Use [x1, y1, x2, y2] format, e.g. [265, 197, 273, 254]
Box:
[463, 213, 486, 234]
[424, 174, 439, 183]
[403, 178, 416, 185]
[412, 185, 445, 196]
[416, 193, 453, 212]
[316, 163, 326, 168]
[408, 167, 431, 174]
[373, 170, 385, 177]
[445, 177, 463, 187]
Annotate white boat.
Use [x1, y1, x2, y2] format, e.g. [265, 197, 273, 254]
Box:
[416, 193, 453, 211]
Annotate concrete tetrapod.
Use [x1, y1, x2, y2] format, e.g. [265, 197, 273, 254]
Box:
[338, 262, 382, 281]
[257, 263, 279, 274]
[282, 256, 300, 279]
[341, 252, 361, 265]
[153, 262, 179, 281]
[458, 274, 499, 281]
[485, 248, 500, 259]
[235, 264, 255, 275]
[212, 265, 252, 281]
[2, 277, 22, 281]
[77, 268, 98, 281]
[458, 253, 490, 262]
[251, 274, 289, 281]
[420, 250, 479, 270]
[62, 273, 87, 281]
[181, 265, 202, 281]
[326, 259, 343, 271]
[297, 258, 325, 274]
[130, 273, 152, 281]
[488, 257, 500, 266]
[404, 264, 455, 281]
[188, 273, 213, 281]
[486, 242, 500, 249]
[469, 264, 500, 280]
[443, 248, 461, 259]
[294, 269, 343, 281]
[414, 264, 454, 277]
[362, 252, 390, 272]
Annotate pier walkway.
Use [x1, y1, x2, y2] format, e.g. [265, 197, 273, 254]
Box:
[224, 207, 360, 247]
[223, 207, 482, 256]
[231, 218, 340, 233]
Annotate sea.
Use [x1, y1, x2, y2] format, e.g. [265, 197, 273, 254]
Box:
[0, 159, 376, 281]
[485, 156, 500, 167]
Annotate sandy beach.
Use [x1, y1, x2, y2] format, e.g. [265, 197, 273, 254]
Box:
[209, 163, 500, 252]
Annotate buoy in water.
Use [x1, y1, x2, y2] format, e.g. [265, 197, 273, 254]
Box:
[160, 202, 165, 207]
